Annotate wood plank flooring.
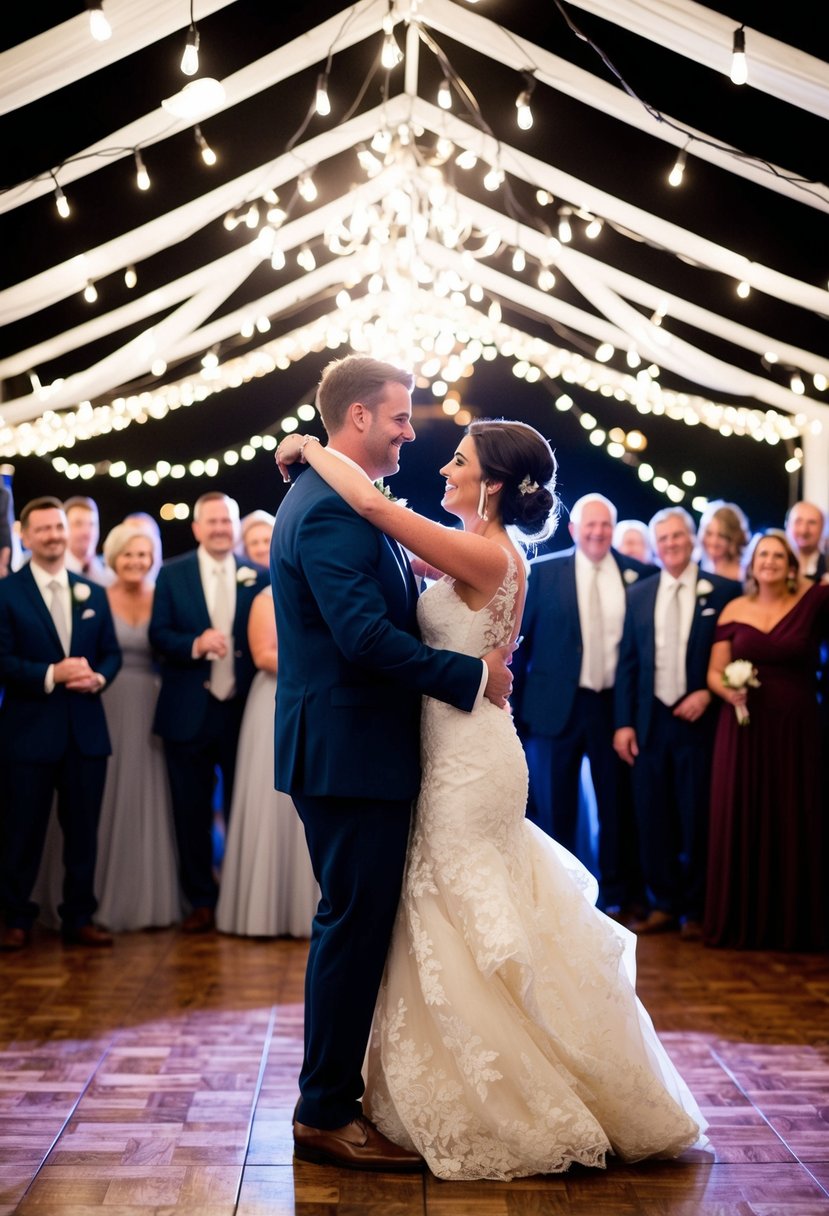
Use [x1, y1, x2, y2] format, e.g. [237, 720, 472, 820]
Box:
[1, 928, 827, 1215]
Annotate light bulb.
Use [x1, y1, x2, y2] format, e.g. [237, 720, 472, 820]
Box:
[512, 248, 526, 272]
[515, 89, 533, 130]
[790, 372, 805, 395]
[456, 149, 477, 170]
[181, 26, 200, 77]
[437, 79, 452, 110]
[668, 149, 686, 187]
[83, 281, 98, 304]
[297, 246, 316, 271]
[730, 26, 747, 85]
[557, 210, 572, 243]
[54, 184, 70, 218]
[124, 265, 137, 289]
[245, 202, 260, 228]
[194, 126, 217, 166]
[134, 150, 150, 191]
[585, 217, 603, 239]
[298, 173, 318, 202]
[736, 279, 750, 299]
[270, 247, 286, 270]
[483, 166, 503, 191]
[381, 32, 403, 70]
[86, 0, 111, 41]
[315, 74, 331, 117]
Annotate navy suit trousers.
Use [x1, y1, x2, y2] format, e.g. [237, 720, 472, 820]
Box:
[292, 792, 412, 1130]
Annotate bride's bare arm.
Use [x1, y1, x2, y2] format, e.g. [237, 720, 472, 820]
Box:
[277, 434, 506, 595]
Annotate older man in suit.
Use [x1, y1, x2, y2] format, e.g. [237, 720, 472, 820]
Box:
[785, 501, 827, 583]
[149, 491, 268, 933]
[272, 355, 513, 1171]
[614, 507, 741, 939]
[0, 497, 121, 950]
[512, 492, 656, 915]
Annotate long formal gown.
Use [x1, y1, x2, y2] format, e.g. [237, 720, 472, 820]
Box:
[364, 552, 705, 1181]
[94, 616, 182, 931]
[216, 669, 319, 937]
[704, 583, 829, 951]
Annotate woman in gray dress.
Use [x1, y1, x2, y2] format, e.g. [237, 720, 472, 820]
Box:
[93, 522, 182, 930]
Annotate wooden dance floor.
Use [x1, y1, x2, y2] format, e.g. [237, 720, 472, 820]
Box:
[1, 928, 827, 1215]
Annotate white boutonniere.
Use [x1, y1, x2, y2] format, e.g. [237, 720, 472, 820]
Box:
[696, 577, 714, 606]
[623, 568, 639, 585]
[236, 566, 258, 587]
[373, 480, 407, 508]
[72, 582, 92, 603]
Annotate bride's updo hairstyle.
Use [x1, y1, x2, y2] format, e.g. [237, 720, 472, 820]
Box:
[468, 419, 559, 544]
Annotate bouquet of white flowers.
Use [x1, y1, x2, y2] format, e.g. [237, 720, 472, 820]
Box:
[722, 659, 760, 725]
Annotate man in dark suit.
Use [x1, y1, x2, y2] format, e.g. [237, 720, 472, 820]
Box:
[149, 491, 268, 933]
[271, 355, 513, 1172]
[512, 492, 656, 915]
[0, 496, 121, 950]
[614, 507, 741, 940]
[785, 500, 827, 583]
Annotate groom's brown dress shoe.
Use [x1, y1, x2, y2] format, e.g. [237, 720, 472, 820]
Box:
[293, 1114, 423, 1172]
[62, 924, 114, 947]
[180, 907, 215, 934]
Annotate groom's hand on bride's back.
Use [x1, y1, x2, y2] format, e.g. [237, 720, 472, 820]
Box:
[482, 642, 518, 708]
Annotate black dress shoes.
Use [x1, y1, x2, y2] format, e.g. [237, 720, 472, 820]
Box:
[62, 924, 114, 947]
[0, 926, 29, 951]
[180, 907, 216, 934]
[293, 1114, 423, 1172]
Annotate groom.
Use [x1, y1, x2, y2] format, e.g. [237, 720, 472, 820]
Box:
[271, 355, 514, 1171]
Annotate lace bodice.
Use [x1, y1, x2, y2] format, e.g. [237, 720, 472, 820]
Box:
[416, 548, 520, 657]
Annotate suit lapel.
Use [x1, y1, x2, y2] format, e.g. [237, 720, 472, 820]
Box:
[186, 553, 212, 629]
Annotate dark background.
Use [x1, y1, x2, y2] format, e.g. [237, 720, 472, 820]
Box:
[1, 1, 827, 553]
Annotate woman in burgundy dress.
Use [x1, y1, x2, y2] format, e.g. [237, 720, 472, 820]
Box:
[705, 529, 829, 950]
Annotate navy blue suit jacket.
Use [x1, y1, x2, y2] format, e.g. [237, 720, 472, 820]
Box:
[149, 550, 268, 742]
[512, 546, 657, 738]
[271, 467, 483, 801]
[0, 565, 121, 763]
[614, 568, 742, 745]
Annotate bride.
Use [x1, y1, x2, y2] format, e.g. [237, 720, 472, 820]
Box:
[277, 417, 705, 1181]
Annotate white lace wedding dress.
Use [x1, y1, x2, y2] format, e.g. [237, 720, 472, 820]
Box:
[364, 551, 706, 1180]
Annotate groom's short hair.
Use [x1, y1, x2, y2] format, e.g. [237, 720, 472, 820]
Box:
[316, 356, 413, 434]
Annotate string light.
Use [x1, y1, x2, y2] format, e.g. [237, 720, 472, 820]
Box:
[730, 26, 748, 86]
[315, 74, 331, 117]
[668, 148, 687, 187]
[456, 149, 477, 170]
[514, 73, 535, 131]
[86, 0, 111, 42]
[53, 182, 70, 219]
[437, 77, 452, 110]
[736, 279, 750, 298]
[194, 126, 217, 166]
[557, 208, 572, 243]
[584, 217, 603, 239]
[511, 248, 526, 272]
[134, 149, 150, 191]
[83, 281, 98, 304]
[296, 246, 316, 271]
[181, 25, 200, 77]
[483, 165, 504, 191]
[298, 171, 318, 202]
[124, 265, 137, 289]
[380, 14, 404, 70]
[790, 371, 805, 395]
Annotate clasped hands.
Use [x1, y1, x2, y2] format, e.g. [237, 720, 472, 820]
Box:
[54, 656, 104, 693]
[195, 628, 230, 660]
[275, 433, 311, 483]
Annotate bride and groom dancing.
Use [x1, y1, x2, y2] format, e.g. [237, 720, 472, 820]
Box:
[271, 355, 705, 1181]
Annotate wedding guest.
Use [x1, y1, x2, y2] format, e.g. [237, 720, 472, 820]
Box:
[63, 495, 113, 585]
[705, 529, 829, 950]
[696, 500, 749, 582]
[613, 518, 653, 564]
[614, 508, 740, 940]
[512, 493, 657, 915]
[93, 522, 182, 931]
[122, 512, 162, 577]
[149, 492, 268, 933]
[0, 497, 121, 950]
[785, 500, 827, 582]
[216, 587, 319, 937]
[239, 510, 274, 568]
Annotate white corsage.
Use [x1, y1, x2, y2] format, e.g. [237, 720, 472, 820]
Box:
[72, 582, 92, 603]
[236, 566, 258, 586]
[623, 568, 639, 585]
[722, 659, 760, 725]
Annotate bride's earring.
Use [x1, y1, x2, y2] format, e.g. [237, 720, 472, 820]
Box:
[477, 481, 489, 521]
